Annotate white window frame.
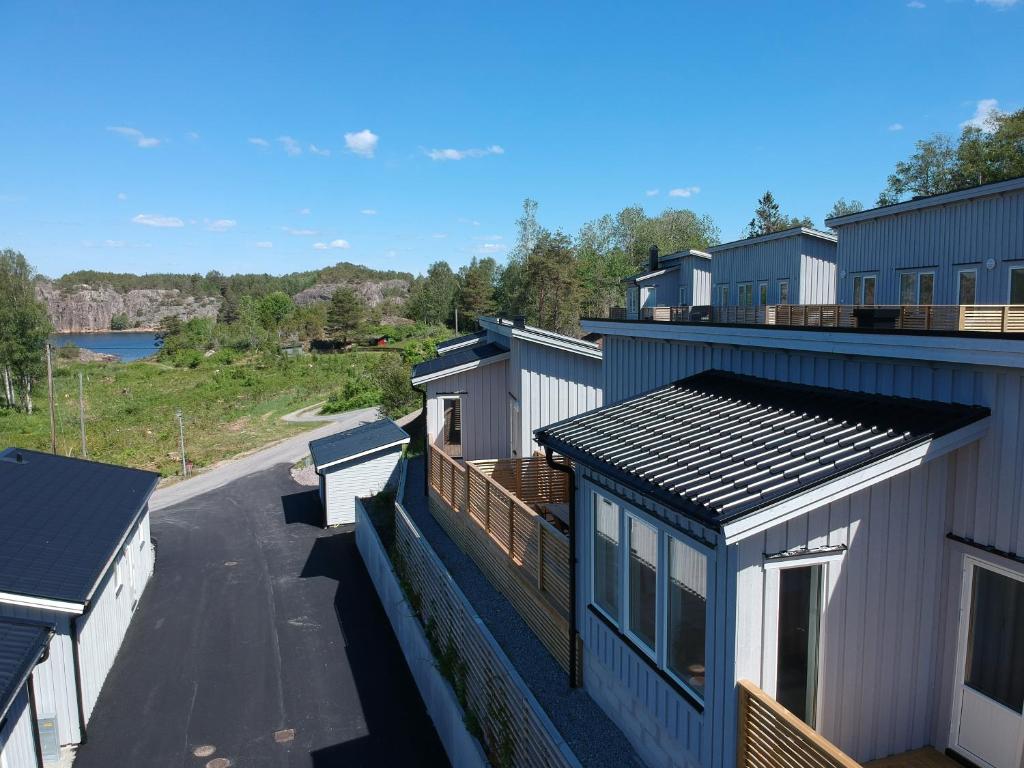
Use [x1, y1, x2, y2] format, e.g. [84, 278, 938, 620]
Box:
[758, 281, 769, 306]
[898, 269, 936, 305]
[439, 395, 463, 454]
[777, 279, 790, 305]
[738, 282, 753, 307]
[590, 491, 621, 625]
[623, 510, 660, 660]
[852, 272, 878, 305]
[1010, 265, 1024, 305]
[715, 284, 729, 306]
[641, 285, 657, 309]
[678, 285, 688, 307]
[956, 267, 978, 305]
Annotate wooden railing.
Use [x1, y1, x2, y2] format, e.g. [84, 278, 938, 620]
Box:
[609, 303, 1024, 333]
[427, 446, 576, 677]
[738, 680, 860, 768]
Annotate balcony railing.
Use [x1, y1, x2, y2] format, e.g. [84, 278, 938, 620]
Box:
[609, 304, 1024, 333]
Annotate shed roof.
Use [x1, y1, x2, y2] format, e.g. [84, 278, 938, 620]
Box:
[709, 226, 837, 252]
[410, 341, 509, 384]
[535, 370, 989, 530]
[0, 618, 51, 721]
[0, 448, 160, 607]
[309, 419, 410, 471]
[436, 331, 487, 354]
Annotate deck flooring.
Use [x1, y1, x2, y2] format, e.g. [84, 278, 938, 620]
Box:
[864, 747, 962, 768]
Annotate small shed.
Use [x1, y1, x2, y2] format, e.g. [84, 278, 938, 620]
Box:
[0, 619, 53, 768]
[309, 420, 410, 527]
[372, 336, 389, 347]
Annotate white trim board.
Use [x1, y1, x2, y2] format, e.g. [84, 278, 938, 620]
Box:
[410, 351, 510, 385]
[314, 438, 410, 472]
[479, 317, 602, 360]
[0, 591, 85, 615]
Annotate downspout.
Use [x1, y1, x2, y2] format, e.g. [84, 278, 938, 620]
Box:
[28, 665, 46, 768]
[545, 447, 578, 688]
[70, 614, 87, 744]
[411, 383, 428, 496]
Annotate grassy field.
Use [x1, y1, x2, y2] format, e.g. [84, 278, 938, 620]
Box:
[0, 348, 419, 476]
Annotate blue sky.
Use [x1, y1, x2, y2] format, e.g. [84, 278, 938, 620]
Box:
[1, 1, 1021, 279]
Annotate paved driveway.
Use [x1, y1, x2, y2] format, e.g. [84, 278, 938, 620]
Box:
[73, 463, 447, 768]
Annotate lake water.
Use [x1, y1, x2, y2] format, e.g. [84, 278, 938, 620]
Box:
[50, 331, 160, 362]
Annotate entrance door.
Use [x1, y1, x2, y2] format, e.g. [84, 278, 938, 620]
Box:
[441, 397, 462, 458]
[776, 565, 824, 726]
[952, 558, 1024, 768]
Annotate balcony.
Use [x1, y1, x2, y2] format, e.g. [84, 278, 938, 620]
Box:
[609, 303, 1024, 333]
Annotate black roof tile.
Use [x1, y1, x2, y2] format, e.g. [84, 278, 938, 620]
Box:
[0, 618, 51, 719]
[309, 419, 410, 469]
[410, 341, 507, 382]
[436, 331, 487, 353]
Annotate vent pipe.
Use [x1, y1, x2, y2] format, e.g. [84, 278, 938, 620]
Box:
[648, 245, 659, 272]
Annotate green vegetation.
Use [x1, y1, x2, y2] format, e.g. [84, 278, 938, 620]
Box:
[0, 250, 52, 413]
[109, 312, 131, 330]
[746, 191, 814, 237]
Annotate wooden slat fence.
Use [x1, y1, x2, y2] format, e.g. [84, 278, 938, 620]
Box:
[427, 447, 576, 677]
[737, 680, 861, 768]
[390, 498, 580, 767]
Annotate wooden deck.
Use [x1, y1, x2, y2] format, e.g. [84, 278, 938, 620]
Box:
[864, 748, 961, 768]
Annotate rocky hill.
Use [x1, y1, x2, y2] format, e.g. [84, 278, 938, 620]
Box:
[37, 281, 221, 332]
[292, 279, 409, 307]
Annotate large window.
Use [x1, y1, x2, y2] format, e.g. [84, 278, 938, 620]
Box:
[852, 273, 877, 305]
[777, 280, 790, 305]
[678, 285, 688, 307]
[758, 282, 769, 306]
[716, 284, 729, 306]
[1011, 266, 1024, 304]
[589, 490, 710, 702]
[958, 269, 978, 305]
[738, 283, 753, 306]
[899, 269, 935, 305]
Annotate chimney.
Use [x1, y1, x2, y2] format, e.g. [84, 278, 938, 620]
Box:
[648, 245, 659, 272]
[512, 315, 526, 329]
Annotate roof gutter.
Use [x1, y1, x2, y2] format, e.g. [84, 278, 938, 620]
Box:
[544, 447, 579, 688]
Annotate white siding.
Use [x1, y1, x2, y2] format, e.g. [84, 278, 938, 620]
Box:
[322, 448, 403, 526]
[425, 359, 509, 460]
[835, 185, 1024, 305]
[511, 339, 602, 457]
[690, 258, 713, 306]
[0, 688, 38, 768]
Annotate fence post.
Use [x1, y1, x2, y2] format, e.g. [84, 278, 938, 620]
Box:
[508, 499, 515, 560]
[1004, 305, 1010, 333]
[537, 518, 545, 592]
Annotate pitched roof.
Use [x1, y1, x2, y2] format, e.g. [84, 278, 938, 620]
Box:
[309, 419, 410, 470]
[0, 449, 160, 606]
[410, 341, 509, 384]
[708, 226, 837, 252]
[436, 331, 487, 354]
[0, 618, 51, 721]
[535, 370, 989, 528]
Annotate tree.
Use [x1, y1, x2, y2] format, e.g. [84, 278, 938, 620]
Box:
[289, 303, 327, 341]
[523, 230, 580, 336]
[256, 291, 294, 332]
[746, 192, 813, 237]
[877, 135, 956, 205]
[825, 198, 864, 230]
[457, 257, 497, 326]
[405, 262, 458, 326]
[110, 313, 130, 331]
[494, 199, 541, 316]
[326, 285, 366, 342]
[0, 250, 52, 412]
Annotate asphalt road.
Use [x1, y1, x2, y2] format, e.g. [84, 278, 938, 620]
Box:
[73, 462, 448, 768]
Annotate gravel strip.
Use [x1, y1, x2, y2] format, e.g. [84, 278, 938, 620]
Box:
[402, 457, 644, 768]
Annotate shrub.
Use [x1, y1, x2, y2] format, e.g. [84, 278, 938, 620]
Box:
[57, 342, 80, 360]
[110, 313, 130, 331]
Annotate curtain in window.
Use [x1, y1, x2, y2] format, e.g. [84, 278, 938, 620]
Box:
[667, 537, 707, 696]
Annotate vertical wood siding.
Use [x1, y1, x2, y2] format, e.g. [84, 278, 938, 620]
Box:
[711, 235, 837, 305]
[801, 235, 839, 303]
[323, 449, 402, 525]
[425, 360, 509, 460]
[0, 688, 38, 768]
[835, 186, 1024, 304]
[691, 258, 713, 306]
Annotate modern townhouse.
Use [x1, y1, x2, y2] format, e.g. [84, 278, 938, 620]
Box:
[623, 248, 713, 320]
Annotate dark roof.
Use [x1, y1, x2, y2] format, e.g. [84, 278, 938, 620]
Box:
[536, 370, 989, 528]
[436, 331, 487, 353]
[410, 341, 508, 382]
[0, 618, 51, 720]
[309, 419, 410, 469]
[0, 448, 160, 605]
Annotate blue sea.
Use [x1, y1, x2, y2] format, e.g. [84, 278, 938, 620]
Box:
[50, 331, 160, 362]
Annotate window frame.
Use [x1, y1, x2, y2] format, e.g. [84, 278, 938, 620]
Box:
[626, 285, 639, 315]
[777, 279, 790, 305]
[957, 267, 978, 305]
[623, 510, 659, 660]
[440, 395, 463, 453]
[590, 491, 621, 624]
[851, 272, 878, 305]
[898, 269, 936, 305]
[738, 282, 753, 307]
[715, 284, 729, 306]
[1010, 265, 1024, 305]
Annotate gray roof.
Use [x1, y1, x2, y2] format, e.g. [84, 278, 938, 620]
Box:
[535, 370, 988, 528]
[0, 618, 51, 720]
[709, 226, 837, 252]
[0, 448, 160, 605]
[436, 331, 487, 353]
[410, 341, 508, 382]
[309, 419, 410, 470]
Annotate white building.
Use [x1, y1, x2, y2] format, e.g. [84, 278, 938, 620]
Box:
[0, 619, 52, 768]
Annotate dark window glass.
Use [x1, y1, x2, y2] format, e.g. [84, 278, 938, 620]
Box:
[628, 516, 657, 651]
[863, 276, 876, 305]
[667, 537, 707, 697]
[900, 273, 917, 304]
[593, 497, 620, 618]
[919, 272, 935, 305]
[777, 566, 823, 726]
[965, 567, 1024, 712]
[959, 270, 977, 304]
[1011, 268, 1024, 305]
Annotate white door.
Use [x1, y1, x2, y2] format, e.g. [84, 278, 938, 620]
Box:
[951, 557, 1024, 768]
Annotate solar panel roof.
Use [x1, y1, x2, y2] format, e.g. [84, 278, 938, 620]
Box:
[0, 448, 160, 604]
[536, 370, 989, 527]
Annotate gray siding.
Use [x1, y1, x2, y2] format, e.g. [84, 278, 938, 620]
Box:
[835, 185, 1024, 304]
[511, 338, 602, 457]
[800, 234, 839, 302]
[690, 258, 712, 306]
[425, 359, 509, 460]
[711, 234, 837, 305]
[0, 688, 38, 768]
[322, 448, 403, 526]
[638, 269, 681, 308]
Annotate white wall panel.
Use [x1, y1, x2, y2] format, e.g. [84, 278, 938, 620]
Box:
[323, 449, 402, 525]
[0, 688, 38, 768]
[425, 360, 509, 460]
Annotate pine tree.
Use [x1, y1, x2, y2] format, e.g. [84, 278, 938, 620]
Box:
[326, 285, 366, 343]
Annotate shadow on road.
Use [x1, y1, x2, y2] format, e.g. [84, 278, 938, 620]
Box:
[281, 488, 323, 527]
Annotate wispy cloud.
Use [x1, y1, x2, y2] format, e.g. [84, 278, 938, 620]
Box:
[360, 208, 378, 216]
[278, 136, 302, 156]
[344, 129, 379, 158]
[249, 137, 270, 148]
[476, 243, 506, 254]
[298, 208, 311, 215]
[205, 218, 237, 232]
[976, 0, 1018, 8]
[907, 1, 926, 8]
[668, 186, 701, 198]
[117, 192, 128, 201]
[313, 239, 351, 250]
[284, 227, 318, 236]
[107, 126, 160, 148]
[426, 145, 504, 161]
[432, 233, 448, 239]
[309, 144, 331, 157]
[186, 131, 200, 140]
[645, 189, 660, 197]
[132, 213, 184, 228]
[103, 239, 126, 247]
[962, 98, 1002, 130]
[458, 217, 481, 226]
[888, 122, 905, 131]
[254, 241, 274, 249]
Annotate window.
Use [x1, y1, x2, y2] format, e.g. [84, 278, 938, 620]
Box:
[958, 269, 978, 305]
[115, 555, 125, 596]
[667, 537, 707, 696]
[641, 286, 657, 309]
[758, 282, 768, 306]
[738, 283, 753, 306]
[716, 284, 729, 306]
[778, 280, 790, 305]
[627, 515, 658, 652]
[592, 495, 620, 618]
[853, 273, 877, 305]
[626, 286, 639, 316]
[776, 565, 824, 726]
[678, 285, 688, 307]
[899, 270, 936, 305]
[1011, 266, 1024, 304]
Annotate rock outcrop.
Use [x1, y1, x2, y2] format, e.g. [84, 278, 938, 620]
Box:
[37, 281, 221, 332]
[292, 279, 409, 307]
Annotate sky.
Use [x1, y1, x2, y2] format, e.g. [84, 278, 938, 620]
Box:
[1, 1, 1022, 280]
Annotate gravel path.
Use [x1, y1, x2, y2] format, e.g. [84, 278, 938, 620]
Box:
[402, 456, 644, 768]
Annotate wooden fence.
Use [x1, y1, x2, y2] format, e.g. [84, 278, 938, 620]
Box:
[389, 498, 580, 767]
[427, 446, 576, 678]
[737, 680, 860, 768]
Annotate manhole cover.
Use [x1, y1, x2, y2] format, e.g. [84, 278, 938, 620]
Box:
[206, 759, 231, 768]
[274, 728, 295, 743]
[192, 745, 216, 758]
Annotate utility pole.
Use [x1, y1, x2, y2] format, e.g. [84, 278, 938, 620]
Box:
[78, 372, 87, 458]
[45, 344, 56, 454]
[175, 408, 188, 477]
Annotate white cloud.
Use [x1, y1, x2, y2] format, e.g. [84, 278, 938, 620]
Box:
[668, 186, 701, 198]
[645, 189, 660, 197]
[907, 1, 926, 8]
[103, 239, 126, 247]
[432, 233, 448, 239]
[284, 227, 318, 236]
[278, 136, 302, 156]
[186, 131, 200, 140]
[117, 192, 128, 201]
[298, 207, 311, 215]
[426, 144, 504, 161]
[249, 137, 270, 147]
[888, 122, 905, 131]
[107, 126, 160, 148]
[458, 217, 481, 226]
[312, 239, 350, 250]
[254, 241, 274, 249]
[476, 243, 506, 254]
[360, 208, 378, 216]
[344, 129, 379, 158]
[976, 0, 1018, 7]
[132, 213, 184, 228]
[962, 99, 1002, 131]
[205, 218, 237, 232]
[309, 144, 331, 157]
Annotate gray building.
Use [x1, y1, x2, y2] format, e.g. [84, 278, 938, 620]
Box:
[708, 227, 837, 307]
[827, 175, 1024, 306]
[624, 249, 712, 318]
[0, 620, 52, 768]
